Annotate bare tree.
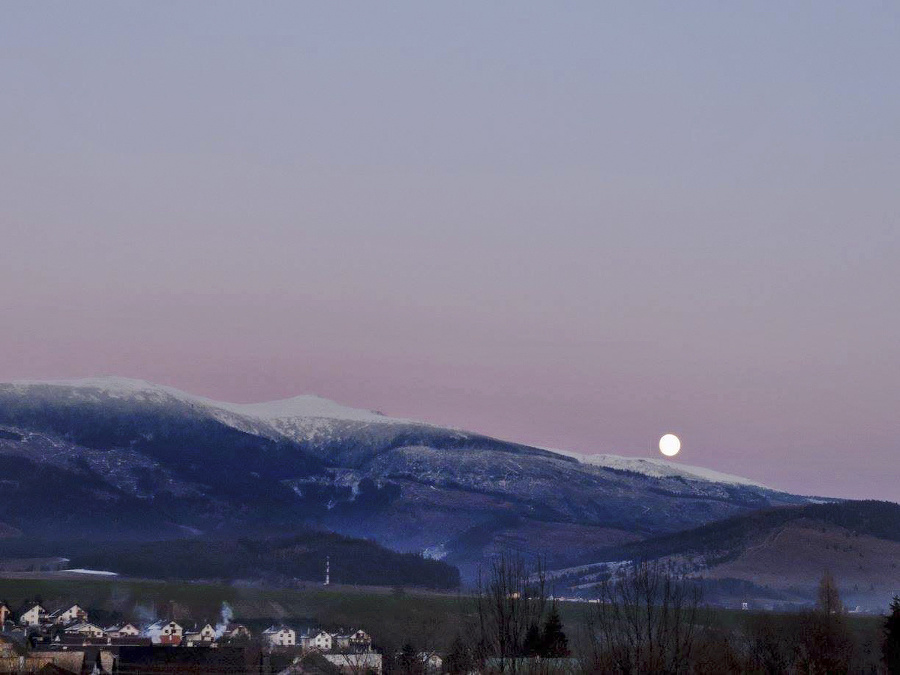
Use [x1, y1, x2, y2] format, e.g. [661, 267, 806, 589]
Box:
[335, 650, 381, 675]
[473, 551, 548, 672]
[791, 571, 854, 673]
[743, 613, 795, 675]
[586, 560, 702, 674]
[816, 569, 844, 616]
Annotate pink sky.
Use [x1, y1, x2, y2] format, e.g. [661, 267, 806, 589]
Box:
[1, 3, 898, 500]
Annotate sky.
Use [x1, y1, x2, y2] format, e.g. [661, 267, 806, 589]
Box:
[1, 2, 898, 501]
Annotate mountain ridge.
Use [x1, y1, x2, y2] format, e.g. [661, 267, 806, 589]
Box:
[0, 376, 813, 581]
[8, 376, 770, 488]
[549, 500, 900, 609]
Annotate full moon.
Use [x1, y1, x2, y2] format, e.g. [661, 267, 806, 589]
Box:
[659, 433, 681, 457]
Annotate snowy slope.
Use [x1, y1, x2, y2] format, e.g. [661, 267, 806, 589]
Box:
[8, 376, 401, 423]
[547, 448, 769, 489]
[0, 376, 813, 578]
[7, 376, 419, 450]
[7, 377, 765, 488]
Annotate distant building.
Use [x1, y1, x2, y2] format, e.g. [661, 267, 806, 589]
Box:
[263, 625, 296, 648]
[51, 604, 88, 625]
[333, 629, 372, 653]
[184, 623, 217, 646]
[18, 603, 46, 627]
[145, 620, 183, 646]
[106, 623, 140, 638]
[301, 630, 333, 652]
[0, 603, 10, 625]
[222, 623, 252, 641]
[63, 622, 106, 638]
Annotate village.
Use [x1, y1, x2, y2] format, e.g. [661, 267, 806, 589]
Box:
[0, 598, 443, 674]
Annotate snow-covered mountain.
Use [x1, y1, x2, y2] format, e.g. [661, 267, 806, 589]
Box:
[4, 377, 765, 485]
[9, 375, 410, 443]
[0, 377, 811, 579]
[10, 376, 401, 423]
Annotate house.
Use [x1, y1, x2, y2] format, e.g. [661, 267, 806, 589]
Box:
[419, 652, 443, 673]
[63, 622, 106, 638]
[222, 623, 252, 641]
[105, 623, 140, 638]
[51, 604, 88, 625]
[333, 629, 372, 653]
[0, 603, 10, 625]
[300, 630, 332, 652]
[18, 603, 46, 626]
[263, 625, 296, 648]
[145, 620, 183, 646]
[183, 623, 217, 646]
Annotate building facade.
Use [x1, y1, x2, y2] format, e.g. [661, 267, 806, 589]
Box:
[263, 626, 296, 647]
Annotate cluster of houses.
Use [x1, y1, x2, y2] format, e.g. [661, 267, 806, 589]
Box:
[1, 600, 255, 648]
[0, 600, 395, 674]
[1, 600, 376, 650]
[260, 626, 373, 652]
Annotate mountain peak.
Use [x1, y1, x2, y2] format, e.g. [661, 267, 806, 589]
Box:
[215, 394, 397, 423]
[3, 376, 403, 424]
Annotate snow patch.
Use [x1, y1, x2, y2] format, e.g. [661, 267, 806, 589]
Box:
[422, 544, 449, 561]
[216, 396, 396, 424]
[63, 568, 119, 576]
[546, 448, 768, 489]
[176, 524, 203, 536]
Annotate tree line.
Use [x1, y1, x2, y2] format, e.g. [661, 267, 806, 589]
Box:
[384, 554, 900, 674]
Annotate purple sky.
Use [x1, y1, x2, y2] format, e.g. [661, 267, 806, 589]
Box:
[1, 3, 898, 500]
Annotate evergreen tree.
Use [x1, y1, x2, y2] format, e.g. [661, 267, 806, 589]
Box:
[522, 622, 542, 657]
[541, 603, 570, 658]
[885, 596, 900, 674]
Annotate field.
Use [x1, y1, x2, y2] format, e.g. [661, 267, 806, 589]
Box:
[0, 574, 887, 669]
